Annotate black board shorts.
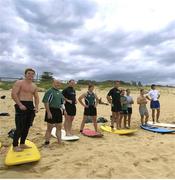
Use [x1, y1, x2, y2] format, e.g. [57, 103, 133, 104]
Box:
[15, 101, 35, 127]
[111, 102, 121, 112]
[84, 106, 97, 116]
[127, 107, 132, 114]
[65, 103, 76, 116]
[45, 107, 62, 124]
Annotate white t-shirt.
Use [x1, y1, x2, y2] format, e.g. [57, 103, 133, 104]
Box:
[148, 89, 160, 101]
[126, 95, 133, 108]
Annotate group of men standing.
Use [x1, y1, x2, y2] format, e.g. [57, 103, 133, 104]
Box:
[11, 68, 160, 152]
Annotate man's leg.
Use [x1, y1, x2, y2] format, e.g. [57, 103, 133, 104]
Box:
[140, 115, 144, 125]
[80, 115, 87, 132]
[111, 111, 116, 129]
[63, 113, 68, 132]
[20, 111, 33, 149]
[13, 113, 23, 152]
[119, 113, 123, 129]
[44, 123, 54, 144]
[55, 123, 62, 144]
[152, 109, 155, 123]
[156, 109, 160, 122]
[127, 113, 131, 128]
[117, 112, 121, 129]
[145, 114, 149, 124]
[66, 115, 74, 136]
[92, 116, 98, 132]
[123, 114, 127, 128]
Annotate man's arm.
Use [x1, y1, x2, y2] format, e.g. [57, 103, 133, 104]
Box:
[94, 94, 99, 107]
[78, 93, 87, 107]
[145, 91, 151, 101]
[33, 86, 39, 112]
[11, 80, 27, 110]
[158, 91, 160, 99]
[62, 89, 71, 104]
[137, 97, 141, 104]
[44, 102, 52, 119]
[106, 95, 112, 104]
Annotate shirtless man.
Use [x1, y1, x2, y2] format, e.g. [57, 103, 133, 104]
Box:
[11, 68, 39, 152]
[137, 89, 149, 125]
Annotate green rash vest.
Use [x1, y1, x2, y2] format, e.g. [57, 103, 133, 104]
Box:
[120, 95, 128, 111]
[42, 87, 64, 108]
[85, 91, 96, 106]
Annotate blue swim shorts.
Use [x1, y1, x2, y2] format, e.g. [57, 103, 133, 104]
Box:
[150, 100, 160, 109]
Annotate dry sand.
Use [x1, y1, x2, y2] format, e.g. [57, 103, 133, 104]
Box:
[1, 87, 175, 178]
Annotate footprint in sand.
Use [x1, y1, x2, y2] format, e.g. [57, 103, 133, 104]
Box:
[133, 161, 140, 167]
[39, 165, 52, 172]
[151, 157, 159, 161]
[123, 151, 136, 158]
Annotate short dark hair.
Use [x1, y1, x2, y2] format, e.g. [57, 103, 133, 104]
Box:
[140, 88, 144, 93]
[24, 68, 35, 75]
[68, 79, 75, 83]
[88, 84, 94, 89]
[151, 84, 156, 89]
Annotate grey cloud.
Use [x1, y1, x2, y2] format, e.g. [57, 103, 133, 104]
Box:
[15, 0, 97, 34]
[1, 0, 175, 85]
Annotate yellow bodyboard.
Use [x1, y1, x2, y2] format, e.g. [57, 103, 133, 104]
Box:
[100, 125, 137, 135]
[5, 140, 41, 166]
[0, 141, 1, 148]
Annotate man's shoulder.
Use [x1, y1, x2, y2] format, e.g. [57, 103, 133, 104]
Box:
[109, 87, 115, 92]
[15, 79, 24, 84]
[45, 87, 53, 93]
[63, 87, 69, 91]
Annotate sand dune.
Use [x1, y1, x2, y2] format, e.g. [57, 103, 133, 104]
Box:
[1, 87, 175, 178]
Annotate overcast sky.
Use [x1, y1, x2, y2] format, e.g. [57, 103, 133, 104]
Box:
[1, 0, 175, 85]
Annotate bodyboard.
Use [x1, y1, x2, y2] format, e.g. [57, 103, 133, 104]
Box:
[5, 140, 41, 166]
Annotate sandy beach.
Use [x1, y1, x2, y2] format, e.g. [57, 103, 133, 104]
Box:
[1, 87, 175, 178]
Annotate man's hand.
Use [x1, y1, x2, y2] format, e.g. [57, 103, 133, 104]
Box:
[47, 112, 52, 119]
[19, 104, 27, 111]
[34, 107, 38, 113]
[84, 104, 88, 108]
[67, 99, 72, 104]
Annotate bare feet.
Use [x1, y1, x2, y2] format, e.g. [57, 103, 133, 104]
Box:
[20, 144, 32, 149]
[13, 146, 23, 152]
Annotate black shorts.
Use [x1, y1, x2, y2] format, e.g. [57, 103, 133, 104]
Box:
[65, 103, 76, 116]
[45, 107, 62, 124]
[111, 102, 121, 112]
[127, 107, 132, 114]
[84, 106, 97, 116]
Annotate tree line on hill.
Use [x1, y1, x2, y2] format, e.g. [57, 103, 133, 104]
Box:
[40, 71, 143, 87]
